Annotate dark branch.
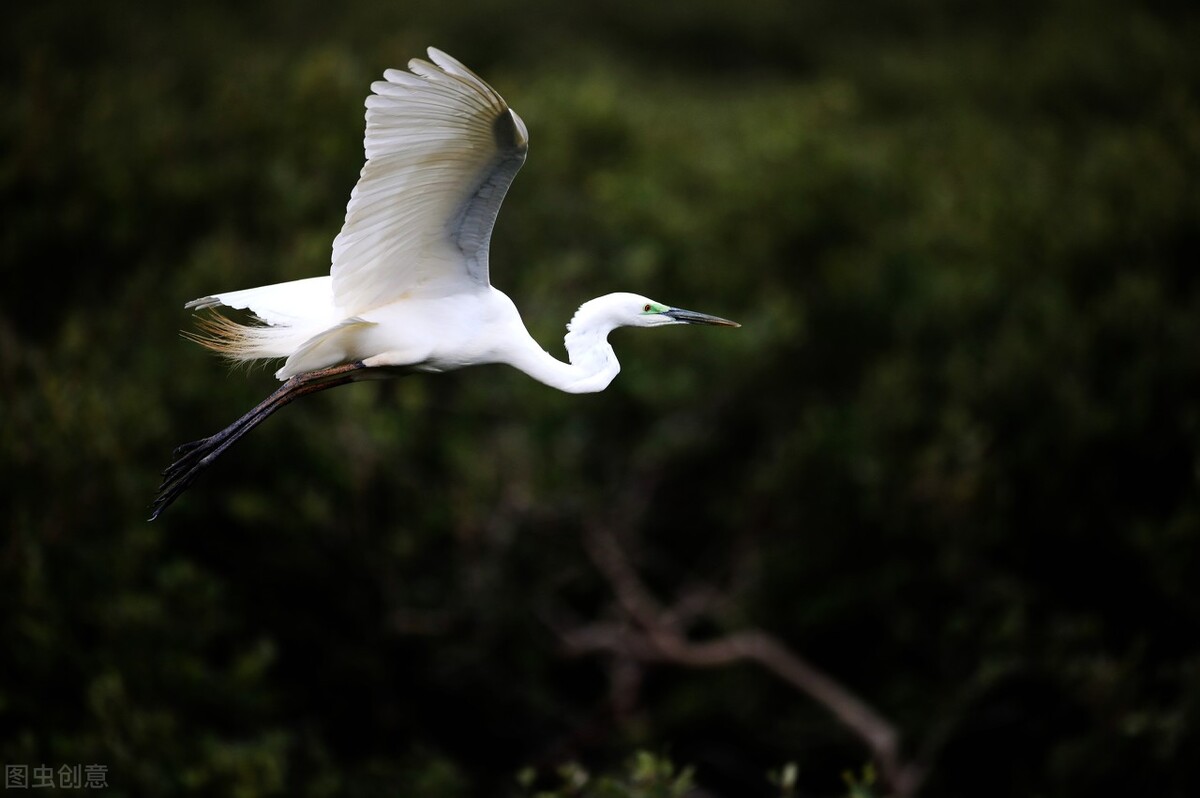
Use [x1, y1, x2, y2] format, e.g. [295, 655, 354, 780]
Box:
[563, 519, 927, 798]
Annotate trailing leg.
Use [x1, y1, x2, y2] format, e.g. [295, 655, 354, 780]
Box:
[150, 361, 373, 520]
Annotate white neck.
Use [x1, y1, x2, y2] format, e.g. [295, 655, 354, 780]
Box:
[505, 301, 622, 394]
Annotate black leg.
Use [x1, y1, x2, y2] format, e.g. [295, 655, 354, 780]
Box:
[150, 361, 375, 521]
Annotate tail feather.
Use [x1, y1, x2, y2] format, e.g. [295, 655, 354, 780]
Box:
[184, 312, 303, 363]
[183, 276, 343, 368]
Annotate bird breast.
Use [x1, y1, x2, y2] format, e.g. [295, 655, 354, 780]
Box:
[359, 287, 528, 373]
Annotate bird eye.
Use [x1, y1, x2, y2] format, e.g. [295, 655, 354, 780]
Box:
[643, 303, 652, 312]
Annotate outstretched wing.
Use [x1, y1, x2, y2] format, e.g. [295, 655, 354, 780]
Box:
[330, 47, 529, 314]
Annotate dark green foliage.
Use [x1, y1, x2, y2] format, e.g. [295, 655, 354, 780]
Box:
[517, 752, 694, 798]
[3, 0, 1199, 795]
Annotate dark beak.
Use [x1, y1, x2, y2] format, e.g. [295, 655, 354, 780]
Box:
[664, 307, 740, 327]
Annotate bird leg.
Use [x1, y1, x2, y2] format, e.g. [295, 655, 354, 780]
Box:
[150, 361, 378, 520]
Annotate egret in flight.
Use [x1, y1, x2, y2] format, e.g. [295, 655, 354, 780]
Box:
[151, 48, 738, 520]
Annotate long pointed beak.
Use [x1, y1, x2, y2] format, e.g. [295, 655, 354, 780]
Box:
[664, 307, 740, 327]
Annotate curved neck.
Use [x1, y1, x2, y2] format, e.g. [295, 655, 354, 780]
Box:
[507, 305, 622, 394]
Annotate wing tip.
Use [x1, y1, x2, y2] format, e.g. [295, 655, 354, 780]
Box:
[426, 47, 479, 81]
[494, 107, 529, 152]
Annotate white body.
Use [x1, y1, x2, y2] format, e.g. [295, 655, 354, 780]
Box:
[205, 274, 622, 394]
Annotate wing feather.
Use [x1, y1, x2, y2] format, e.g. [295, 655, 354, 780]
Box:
[330, 48, 529, 314]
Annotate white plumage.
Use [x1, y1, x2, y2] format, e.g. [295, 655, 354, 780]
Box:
[153, 48, 736, 519]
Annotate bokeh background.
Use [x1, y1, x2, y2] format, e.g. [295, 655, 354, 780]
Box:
[3, 0, 1199, 795]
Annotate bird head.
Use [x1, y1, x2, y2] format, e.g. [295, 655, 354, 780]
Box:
[579, 292, 740, 330]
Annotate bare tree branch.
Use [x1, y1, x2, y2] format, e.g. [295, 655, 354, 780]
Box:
[564, 521, 926, 798]
[535, 428, 931, 795]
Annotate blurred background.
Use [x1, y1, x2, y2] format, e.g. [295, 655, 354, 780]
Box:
[3, 0, 1199, 795]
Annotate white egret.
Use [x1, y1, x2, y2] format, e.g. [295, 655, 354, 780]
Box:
[151, 48, 738, 520]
